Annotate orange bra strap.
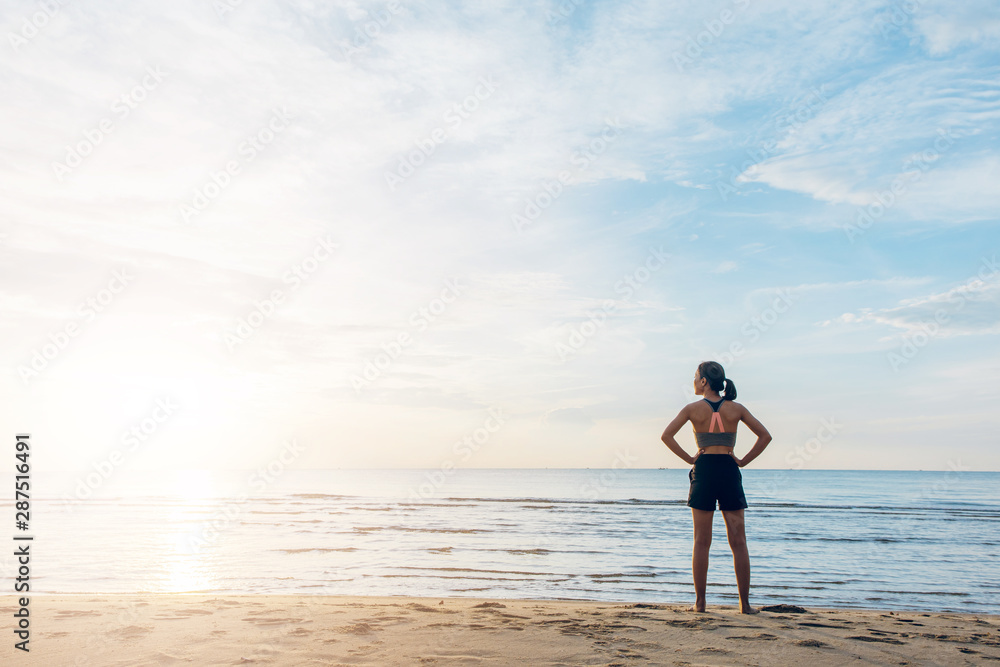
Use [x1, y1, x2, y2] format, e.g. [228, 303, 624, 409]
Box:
[709, 412, 723, 433]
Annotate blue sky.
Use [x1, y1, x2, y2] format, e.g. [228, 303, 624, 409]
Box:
[1, 0, 999, 479]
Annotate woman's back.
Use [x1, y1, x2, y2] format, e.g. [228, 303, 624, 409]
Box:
[689, 398, 742, 433]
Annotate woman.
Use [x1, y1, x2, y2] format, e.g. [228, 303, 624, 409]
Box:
[660, 361, 771, 614]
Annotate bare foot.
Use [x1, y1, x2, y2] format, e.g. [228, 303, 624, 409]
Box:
[690, 600, 706, 612]
[740, 605, 759, 615]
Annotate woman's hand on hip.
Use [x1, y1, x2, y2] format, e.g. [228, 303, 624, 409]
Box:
[731, 451, 744, 467]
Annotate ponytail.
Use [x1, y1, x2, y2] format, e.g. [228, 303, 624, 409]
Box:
[723, 377, 737, 401]
[697, 361, 737, 401]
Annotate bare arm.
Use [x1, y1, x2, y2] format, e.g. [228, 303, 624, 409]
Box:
[735, 404, 771, 467]
[660, 404, 700, 466]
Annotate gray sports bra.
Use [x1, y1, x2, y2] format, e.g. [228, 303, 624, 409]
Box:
[694, 398, 736, 448]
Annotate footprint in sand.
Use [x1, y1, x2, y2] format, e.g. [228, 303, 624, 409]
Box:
[152, 611, 217, 621]
[208, 599, 243, 608]
[664, 618, 716, 629]
[108, 625, 155, 639]
[240, 616, 309, 625]
[409, 602, 458, 614]
[795, 639, 830, 648]
[761, 604, 808, 614]
[726, 632, 778, 641]
[149, 650, 189, 664]
[419, 651, 494, 661]
[338, 622, 378, 634]
[56, 609, 103, 618]
[848, 635, 906, 644]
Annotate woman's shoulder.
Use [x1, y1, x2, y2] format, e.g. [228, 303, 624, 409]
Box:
[688, 398, 746, 414]
[687, 398, 744, 407]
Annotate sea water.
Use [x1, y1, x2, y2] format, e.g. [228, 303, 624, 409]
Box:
[12, 468, 999, 613]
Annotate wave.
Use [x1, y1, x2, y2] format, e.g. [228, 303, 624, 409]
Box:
[352, 525, 491, 534]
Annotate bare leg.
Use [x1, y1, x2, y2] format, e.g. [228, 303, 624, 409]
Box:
[722, 509, 757, 614]
[690, 508, 713, 612]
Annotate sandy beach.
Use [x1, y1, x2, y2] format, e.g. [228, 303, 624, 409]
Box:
[3, 595, 998, 666]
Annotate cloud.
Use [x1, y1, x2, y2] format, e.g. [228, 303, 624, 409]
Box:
[826, 261, 1000, 338]
[911, 1, 1000, 55]
[735, 59, 1000, 222]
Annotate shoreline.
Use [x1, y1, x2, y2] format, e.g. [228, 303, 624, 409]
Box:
[3, 594, 998, 665]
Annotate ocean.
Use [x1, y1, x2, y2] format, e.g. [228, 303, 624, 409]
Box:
[13, 468, 1000, 613]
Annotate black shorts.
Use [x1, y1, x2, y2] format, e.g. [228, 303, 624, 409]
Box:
[687, 454, 748, 512]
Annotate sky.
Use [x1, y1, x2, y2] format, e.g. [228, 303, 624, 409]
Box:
[1, 0, 999, 479]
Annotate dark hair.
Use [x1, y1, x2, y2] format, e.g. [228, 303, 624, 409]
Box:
[697, 361, 737, 401]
